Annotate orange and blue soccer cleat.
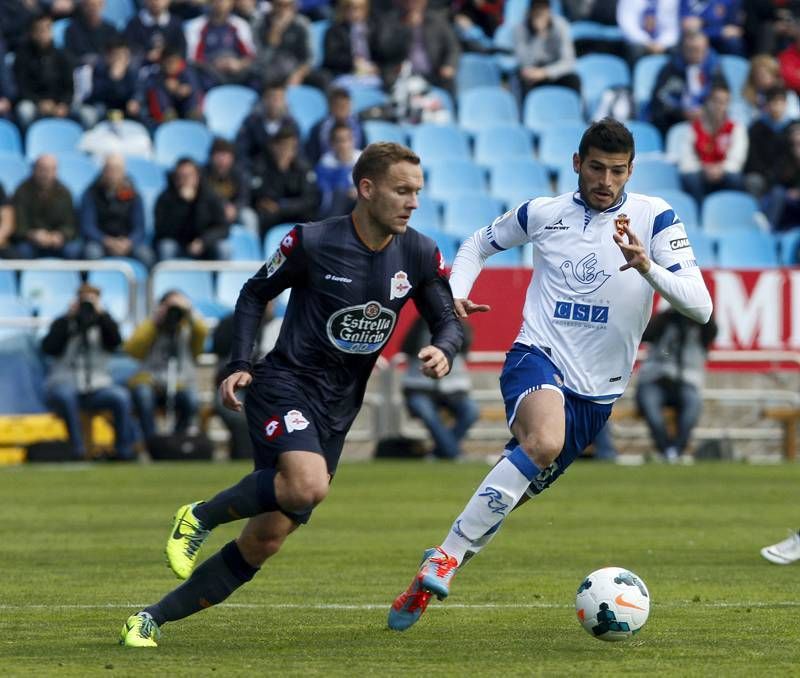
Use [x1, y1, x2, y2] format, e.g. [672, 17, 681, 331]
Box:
[388, 547, 459, 631]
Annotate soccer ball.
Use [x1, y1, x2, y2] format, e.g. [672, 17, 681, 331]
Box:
[575, 566, 650, 641]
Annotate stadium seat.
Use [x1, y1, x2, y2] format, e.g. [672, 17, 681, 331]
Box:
[0, 269, 15, 297]
[25, 118, 83, 161]
[686, 230, 717, 268]
[701, 190, 764, 233]
[456, 53, 502, 93]
[720, 54, 749, 99]
[423, 228, 459, 264]
[626, 120, 663, 155]
[575, 54, 630, 114]
[778, 230, 800, 265]
[124, 156, 167, 193]
[537, 122, 585, 171]
[626, 158, 680, 192]
[503, 0, 529, 26]
[87, 269, 132, 322]
[488, 158, 551, 203]
[227, 225, 262, 261]
[55, 152, 99, 202]
[204, 85, 258, 141]
[287, 85, 328, 140]
[139, 185, 160, 240]
[716, 229, 780, 268]
[658, 188, 699, 231]
[425, 160, 487, 201]
[151, 269, 228, 317]
[664, 121, 691, 163]
[217, 270, 253, 308]
[363, 120, 407, 146]
[570, 21, 625, 44]
[19, 270, 81, 312]
[0, 152, 30, 192]
[410, 124, 470, 164]
[458, 86, 519, 133]
[485, 245, 523, 267]
[102, 0, 135, 29]
[428, 86, 455, 117]
[633, 54, 668, 117]
[0, 119, 22, 155]
[442, 194, 504, 239]
[154, 120, 213, 168]
[309, 20, 329, 69]
[0, 336, 47, 412]
[348, 86, 388, 114]
[52, 18, 69, 48]
[523, 86, 584, 138]
[0, 297, 34, 340]
[409, 194, 442, 233]
[555, 160, 577, 194]
[473, 125, 533, 167]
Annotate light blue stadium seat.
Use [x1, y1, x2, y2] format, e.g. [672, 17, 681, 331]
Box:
[575, 54, 630, 113]
[489, 158, 551, 203]
[701, 190, 763, 233]
[0, 269, 16, 296]
[409, 194, 442, 232]
[428, 86, 455, 117]
[204, 85, 258, 141]
[426, 160, 487, 201]
[626, 120, 663, 155]
[363, 120, 407, 146]
[411, 124, 470, 163]
[0, 152, 30, 192]
[570, 21, 624, 44]
[485, 245, 522, 267]
[25, 118, 83, 161]
[456, 53, 502, 93]
[139, 185, 160, 241]
[778, 230, 800, 265]
[423, 228, 459, 265]
[217, 270, 253, 308]
[474, 125, 533, 167]
[55, 151, 99, 202]
[503, 0, 528, 25]
[287, 85, 328, 140]
[633, 54, 668, 117]
[523, 86, 584, 138]
[717, 229, 780, 268]
[658, 188, 699, 231]
[19, 270, 81, 312]
[87, 269, 132, 322]
[720, 54, 749, 99]
[687, 230, 717, 268]
[263, 223, 295, 258]
[227, 225, 262, 261]
[154, 120, 213, 168]
[348, 86, 388, 114]
[555, 159, 577, 194]
[537, 122, 585, 171]
[310, 20, 329, 69]
[442, 194, 504, 239]
[492, 24, 515, 69]
[626, 158, 680, 192]
[124, 156, 166, 193]
[0, 297, 33, 340]
[0, 119, 22, 155]
[664, 121, 691, 163]
[103, 0, 135, 30]
[458, 86, 519, 133]
[52, 18, 69, 48]
[152, 270, 228, 318]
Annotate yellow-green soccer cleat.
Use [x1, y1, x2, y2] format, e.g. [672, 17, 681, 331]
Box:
[119, 612, 161, 647]
[166, 501, 210, 579]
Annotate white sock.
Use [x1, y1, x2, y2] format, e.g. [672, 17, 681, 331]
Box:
[440, 447, 539, 564]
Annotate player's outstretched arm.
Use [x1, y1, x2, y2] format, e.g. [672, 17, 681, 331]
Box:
[453, 298, 491, 318]
[219, 370, 253, 411]
[418, 345, 450, 379]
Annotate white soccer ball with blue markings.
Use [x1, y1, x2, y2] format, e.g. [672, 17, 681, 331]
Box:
[575, 566, 650, 641]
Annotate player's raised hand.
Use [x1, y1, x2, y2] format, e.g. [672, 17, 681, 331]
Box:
[220, 371, 253, 411]
[613, 222, 651, 274]
[418, 345, 450, 379]
[454, 298, 491, 318]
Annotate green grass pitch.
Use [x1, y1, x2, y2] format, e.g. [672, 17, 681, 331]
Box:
[1, 460, 798, 676]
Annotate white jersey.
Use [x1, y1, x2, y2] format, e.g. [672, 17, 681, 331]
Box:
[449, 191, 712, 402]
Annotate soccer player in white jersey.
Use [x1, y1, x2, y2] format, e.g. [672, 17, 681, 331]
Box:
[387, 118, 714, 631]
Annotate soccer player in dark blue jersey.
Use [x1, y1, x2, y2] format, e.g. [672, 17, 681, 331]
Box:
[120, 142, 464, 647]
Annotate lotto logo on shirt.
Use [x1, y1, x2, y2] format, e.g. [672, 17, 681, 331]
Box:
[553, 301, 609, 325]
[264, 417, 284, 441]
[280, 228, 299, 255]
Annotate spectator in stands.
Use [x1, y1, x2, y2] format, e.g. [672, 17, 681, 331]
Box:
[635, 306, 717, 463]
[251, 0, 315, 87]
[305, 87, 364, 165]
[125, 290, 207, 441]
[65, 0, 120, 67]
[234, 0, 269, 29]
[184, 0, 256, 85]
[680, 0, 744, 56]
[0, 37, 15, 121]
[14, 13, 75, 129]
[650, 29, 725, 136]
[235, 79, 300, 175]
[513, 0, 580, 98]
[764, 121, 800, 231]
[252, 122, 320, 236]
[155, 157, 231, 260]
[744, 86, 793, 198]
[80, 38, 141, 127]
[80, 154, 155, 266]
[779, 23, 800, 98]
[744, 1, 797, 56]
[321, 0, 385, 87]
[616, 0, 680, 65]
[124, 0, 187, 67]
[203, 137, 259, 235]
[0, 182, 15, 258]
[562, 0, 617, 23]
[42, 283, 136, 461]
[170, 0, 207, 20]
[743, 53, 799, 120]
[401, 316, 478, 461]
[316, 122, 360, 218]
[211, 299, 281, 459]
[12, 155, 80, 259]
[139, 46, 205, 129]
[452, 0, 504, 45]
[678, 82, 747, 206]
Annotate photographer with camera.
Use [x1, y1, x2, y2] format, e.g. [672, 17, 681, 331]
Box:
[41, 283, 136, 460]
[124, 290, 208, 442]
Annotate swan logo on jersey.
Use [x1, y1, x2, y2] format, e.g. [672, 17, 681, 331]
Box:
[326, 301, 397, 354]
[390, 270, 412, 300]
[560, 253, 611, 295]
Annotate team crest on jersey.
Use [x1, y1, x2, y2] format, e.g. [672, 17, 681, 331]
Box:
[264, 416, 284, 440]
[390, 270, 412, 300]
[614, 213, 630, 236]
[326, 301, 397, 354]
[284, 409, 309, 432]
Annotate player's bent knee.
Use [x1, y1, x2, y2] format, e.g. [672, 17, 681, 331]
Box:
[518, 433, 564, 469]
[280, 478, 329, 512]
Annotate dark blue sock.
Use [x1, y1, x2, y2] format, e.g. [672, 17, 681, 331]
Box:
[194, 469, 280, 529]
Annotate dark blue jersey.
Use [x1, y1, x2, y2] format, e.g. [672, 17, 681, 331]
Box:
[227, 215, 464, 431]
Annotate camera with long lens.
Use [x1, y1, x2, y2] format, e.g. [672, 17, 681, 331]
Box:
[162, 304, 187, 333]
[76, 300, 98, 331]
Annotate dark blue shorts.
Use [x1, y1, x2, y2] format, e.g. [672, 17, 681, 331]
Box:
[499, 343, 612, 494]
